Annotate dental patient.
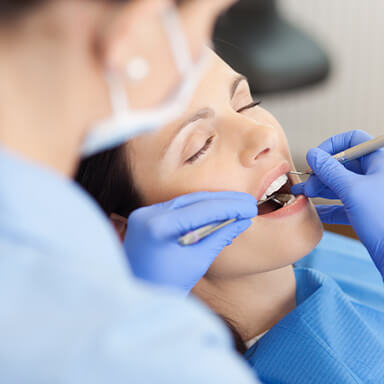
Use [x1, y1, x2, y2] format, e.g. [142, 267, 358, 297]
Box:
[76, 50, 384, 383]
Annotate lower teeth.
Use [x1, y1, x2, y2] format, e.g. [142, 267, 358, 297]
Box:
[273, 193, 295, 207]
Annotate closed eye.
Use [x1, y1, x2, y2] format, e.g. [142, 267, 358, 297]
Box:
[237, 100, 262, 113]
[185, 136, 215, 164]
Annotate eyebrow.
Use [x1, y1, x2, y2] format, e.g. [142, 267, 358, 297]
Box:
[178, 107, 215, 132]
[231, 75, 248, 99]
[174, 75, 247, 137]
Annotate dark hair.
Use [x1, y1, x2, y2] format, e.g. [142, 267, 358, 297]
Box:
[0, 0, 44, 17]
[75, 144, 142, 219]
[0, 0, 187, 20]
[75, 146, 248, 354]
[0, 0, 131, 21]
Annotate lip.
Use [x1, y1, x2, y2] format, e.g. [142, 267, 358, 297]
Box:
[257, 194, 308, 219]
[256, 161, 291, 200]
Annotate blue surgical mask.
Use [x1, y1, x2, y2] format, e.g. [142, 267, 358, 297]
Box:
[82, 6, 208, 157]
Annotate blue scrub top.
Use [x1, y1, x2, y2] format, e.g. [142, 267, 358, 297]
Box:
[0, 147, 259, 383]
[245, 268, 384, 384]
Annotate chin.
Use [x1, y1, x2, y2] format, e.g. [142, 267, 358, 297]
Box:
[206, 197, 324, 279]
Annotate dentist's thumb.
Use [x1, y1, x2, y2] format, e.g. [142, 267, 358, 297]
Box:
[306, 147, 356, 199]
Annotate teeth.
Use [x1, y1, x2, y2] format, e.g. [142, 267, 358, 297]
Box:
[282, 194, 296, 207]
[272, 193, 296, 208]
[260, 174, 288, 201]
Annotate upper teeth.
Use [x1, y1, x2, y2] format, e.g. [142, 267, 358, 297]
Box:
[260, 174, 288, 201]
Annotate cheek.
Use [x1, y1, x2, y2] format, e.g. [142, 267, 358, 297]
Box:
[150, 159, 249, 203]
[131, 142, 242, 205]
[206, 200, 323, 279]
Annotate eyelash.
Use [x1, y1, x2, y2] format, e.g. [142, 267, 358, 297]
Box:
[236, 100, 262, 113]
[186, 136, 214, 164]
[185, 99, 261, 164]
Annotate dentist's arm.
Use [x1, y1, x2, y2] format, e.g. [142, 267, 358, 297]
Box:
[291, 130, 384, 278]
[123, 191, 258, 294]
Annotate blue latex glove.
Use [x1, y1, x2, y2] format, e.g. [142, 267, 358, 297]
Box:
[123, 191, 258, 293]
[291, 130, 384, 277]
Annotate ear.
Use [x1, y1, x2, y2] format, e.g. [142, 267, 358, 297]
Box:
[110, 213, 128, 242]
[99, 0, 171, 71]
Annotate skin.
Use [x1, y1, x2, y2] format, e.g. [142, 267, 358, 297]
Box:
[0, 0, 236, 176]
[126, 50, 324, 341]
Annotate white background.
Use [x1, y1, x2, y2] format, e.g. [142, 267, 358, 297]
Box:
[263, 0, 384, 168]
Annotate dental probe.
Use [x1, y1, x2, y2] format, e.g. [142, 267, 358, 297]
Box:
[178, 194, 284, 246]
[289, 134, 384, 176]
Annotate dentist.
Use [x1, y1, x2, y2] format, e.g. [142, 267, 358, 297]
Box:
[0, 0, 261, 383]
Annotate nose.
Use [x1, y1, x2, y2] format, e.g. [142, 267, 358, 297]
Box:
[239, 122, 279, 168]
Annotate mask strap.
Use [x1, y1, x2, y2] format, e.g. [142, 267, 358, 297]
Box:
[106, 71, 130, 115]
[161, 6, 193, 76]
[82, 6, 205, 157]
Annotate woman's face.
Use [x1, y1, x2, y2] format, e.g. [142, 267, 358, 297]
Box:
[128, 50, 323, 279]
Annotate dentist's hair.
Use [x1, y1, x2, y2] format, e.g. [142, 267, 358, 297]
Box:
[0, 0, 186, 19]
[0, 0, 42, 17]
[0, 0, 127, 20]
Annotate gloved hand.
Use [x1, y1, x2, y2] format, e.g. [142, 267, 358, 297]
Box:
[291, 130, 384, 277]
[124, 191, 258, 294]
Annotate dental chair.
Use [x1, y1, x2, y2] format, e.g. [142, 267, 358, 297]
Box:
[214, 0, 330, 94]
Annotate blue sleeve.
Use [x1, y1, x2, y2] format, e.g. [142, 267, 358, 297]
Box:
[0, 242, 259, 384]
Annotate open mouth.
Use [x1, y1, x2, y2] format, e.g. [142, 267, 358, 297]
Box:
[258, 174, 296, 216]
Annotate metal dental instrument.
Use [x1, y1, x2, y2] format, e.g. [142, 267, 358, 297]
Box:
[178, 194, 286, 246]
[289, 134, 384, 176]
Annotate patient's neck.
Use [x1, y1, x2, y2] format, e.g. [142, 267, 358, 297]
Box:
[192, 265, 296, 342]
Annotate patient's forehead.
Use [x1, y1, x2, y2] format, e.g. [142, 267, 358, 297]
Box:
[175, 50, 237, 115]
[199, 50, 237, 89]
